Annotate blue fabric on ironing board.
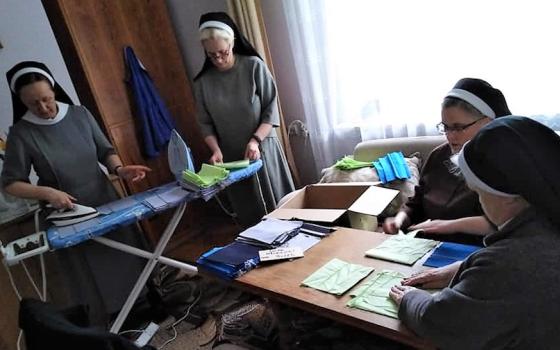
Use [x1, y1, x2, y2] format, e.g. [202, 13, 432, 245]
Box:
[47, 160, 263, 249]
[124, 46, 176, 158]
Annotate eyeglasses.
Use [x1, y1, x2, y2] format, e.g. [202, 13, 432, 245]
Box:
[436, 118, 485, 134]
[206, 45, 231, 60]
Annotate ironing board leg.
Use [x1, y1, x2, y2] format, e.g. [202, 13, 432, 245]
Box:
[109, 202, 188, 334]
[92, 236, 198, 273]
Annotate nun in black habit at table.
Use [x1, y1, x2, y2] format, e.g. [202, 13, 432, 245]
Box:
[390, 116, 560, 349]
[383, 78, 512, 245]
[1, 61, 151, 325]
[193, 12, 295, 228]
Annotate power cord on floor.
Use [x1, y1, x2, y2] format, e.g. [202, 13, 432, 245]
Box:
[5, 208, 49, 350]
[158, 291, 202, 350]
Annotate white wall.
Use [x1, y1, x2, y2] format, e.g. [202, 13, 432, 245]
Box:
[0, 0, 79, 135]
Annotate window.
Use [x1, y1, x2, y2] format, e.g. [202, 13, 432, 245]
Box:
[323, 0, 560, 131]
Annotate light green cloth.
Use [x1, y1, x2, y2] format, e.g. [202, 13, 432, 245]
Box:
[301, 258, 374, 295]
[365, 235, 438, 265]
[334, 156, 373, 170]
[182, 164, 229, 188]
[347, 270, 405, 318]
[214, 159, 250, 170]
[348, 270, 441, 318]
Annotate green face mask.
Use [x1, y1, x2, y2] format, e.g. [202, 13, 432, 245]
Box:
[365, 235, 438, 265]
[301, 258, 374, 295]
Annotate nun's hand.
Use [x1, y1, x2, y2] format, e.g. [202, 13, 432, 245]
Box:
[209, 150, 223, 164]
[389, 284, 416, 306]
[117, 165, 152, 182]
[402, 261, 461, 289]
[382, 216, 401, 234]
[244, 139, 261, 161]
[409, 219, 453, 234]
[44, 187, 76, 209]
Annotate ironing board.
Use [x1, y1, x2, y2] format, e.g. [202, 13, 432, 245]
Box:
[39, 160, 261, 333]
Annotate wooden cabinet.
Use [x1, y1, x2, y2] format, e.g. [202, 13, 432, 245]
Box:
[42, 0, 211, 244]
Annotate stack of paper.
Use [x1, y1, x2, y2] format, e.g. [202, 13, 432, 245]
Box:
[236, 218, 303, 248]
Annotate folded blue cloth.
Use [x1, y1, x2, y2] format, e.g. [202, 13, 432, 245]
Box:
[197, 241, 263, 280]
[423, 242, 481, 268]
[374, 152, 411, 184]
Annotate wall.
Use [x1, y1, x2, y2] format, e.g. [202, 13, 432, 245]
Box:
[166, 0, 228, 83]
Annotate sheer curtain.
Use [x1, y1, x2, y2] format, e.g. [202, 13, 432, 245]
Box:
[281, 0, 560, 173]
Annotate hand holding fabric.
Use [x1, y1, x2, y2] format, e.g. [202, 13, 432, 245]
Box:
[117, 165, 151, 182]
[382, 211, 409, 234]
[401, 261, 461, 289]
[389, 284, 416, 306]
[244, 139, 260, 160]
[209, 149, 223, 164]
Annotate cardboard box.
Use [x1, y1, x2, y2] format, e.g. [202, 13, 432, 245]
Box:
[266, 183, 399, 231]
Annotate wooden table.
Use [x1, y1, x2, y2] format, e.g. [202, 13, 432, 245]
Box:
[233, 227, 436, 349]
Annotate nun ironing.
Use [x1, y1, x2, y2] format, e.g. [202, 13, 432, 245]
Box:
[390, 116, 560, 349]
[383, 78, 512, 245]
[193, 12, 294, 228]
[2, 61, 151, 325]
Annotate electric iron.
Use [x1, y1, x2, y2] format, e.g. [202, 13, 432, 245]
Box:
[168, 129, 195, 181]
[46, 204, 99, 227]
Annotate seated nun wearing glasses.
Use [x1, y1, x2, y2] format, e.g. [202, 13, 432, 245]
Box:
[390, 116, 560, 349]
[383, 78, 511, 245]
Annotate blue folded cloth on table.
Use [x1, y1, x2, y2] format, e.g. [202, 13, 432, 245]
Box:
[423, 242, 481, 268]
[197, 243, 260, 280]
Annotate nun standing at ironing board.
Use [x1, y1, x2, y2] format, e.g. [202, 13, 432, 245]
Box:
[193, 12, 295, 227]
[1, 61, 150, 325]
[383, 78, 511, 245]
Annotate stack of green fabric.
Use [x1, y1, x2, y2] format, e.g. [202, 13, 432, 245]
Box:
[182, 163, 229, 188]
[334, 156, 372, 170]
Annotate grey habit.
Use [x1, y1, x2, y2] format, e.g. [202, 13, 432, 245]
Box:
[1, 104, 146, 325]
[195, 55, 295, 227]
[399, 208, 560, 349]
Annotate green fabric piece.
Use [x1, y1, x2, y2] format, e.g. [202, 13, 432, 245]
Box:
[214, 159, 250, 170]
[182, 163, 229, 188]
[301, 258, 374, 295]
[365, 235, 438, 265]
[347, 270, 405, 318]
[347, 270, 441, 318]
[333, 156, 373, 170]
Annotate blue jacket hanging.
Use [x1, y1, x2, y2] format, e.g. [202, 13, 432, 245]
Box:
[124, 46, 176, 158]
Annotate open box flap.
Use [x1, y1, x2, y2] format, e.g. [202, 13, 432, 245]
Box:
[348, 185, 399, 216]
[265, 208, 347, 223]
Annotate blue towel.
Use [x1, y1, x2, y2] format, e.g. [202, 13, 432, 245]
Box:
[124, 46, 176, 158]
[373, 161, 386, 183]
[423, 242, 480, 268]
